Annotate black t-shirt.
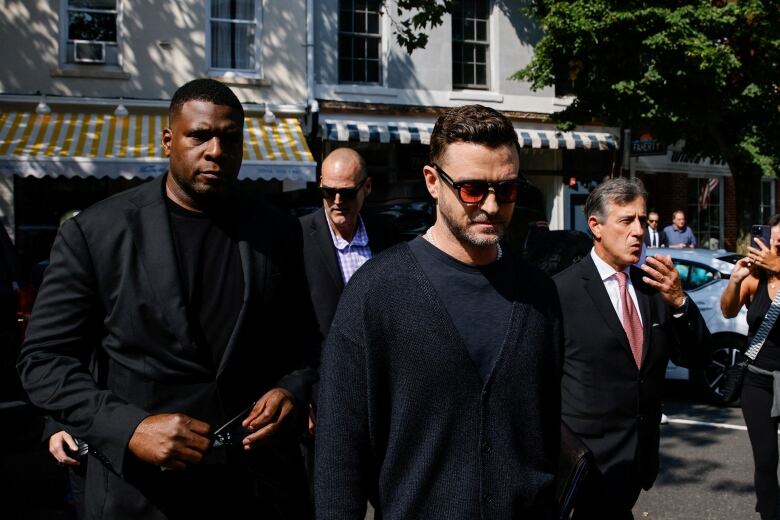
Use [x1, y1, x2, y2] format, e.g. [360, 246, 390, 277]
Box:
[409, 236, 515, 383]
[166, 198, 244, 368]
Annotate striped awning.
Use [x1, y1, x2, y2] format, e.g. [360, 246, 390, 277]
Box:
[0, 111, 315, 181]
[321, 119, 617, 150]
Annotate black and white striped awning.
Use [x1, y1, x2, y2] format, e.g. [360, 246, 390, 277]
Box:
[321, 119, 617, 150]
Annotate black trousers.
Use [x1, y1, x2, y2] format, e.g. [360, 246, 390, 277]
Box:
[742, 370, 780, 520]
[571, 462, 642, 520]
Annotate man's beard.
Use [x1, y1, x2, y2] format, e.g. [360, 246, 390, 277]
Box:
[439, 203, 506, 247]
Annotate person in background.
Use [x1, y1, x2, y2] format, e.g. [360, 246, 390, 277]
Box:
[314, 104, 562, 520]
[300, 147, 386, 340]
[663, 210, 696, 248]
[643, 211, 667, 248]
[721, 214, 780, 520]
[555, 178, 710, 519]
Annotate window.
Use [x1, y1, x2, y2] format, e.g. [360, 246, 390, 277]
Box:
[209, 0, 262, 74]
[338, 0, 382, 84]
[64, 0, 120, 66]
[452, 0, 490, 89]
[672, 261, 719, 292]
[687, 176, 722, 249]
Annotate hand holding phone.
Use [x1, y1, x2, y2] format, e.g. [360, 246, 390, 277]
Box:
[752, 225, 771, 249]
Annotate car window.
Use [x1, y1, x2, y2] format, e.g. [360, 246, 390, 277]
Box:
[672, 261, 719, 291]
[674, 263, 691, 290]
[688, 266, 716, 289]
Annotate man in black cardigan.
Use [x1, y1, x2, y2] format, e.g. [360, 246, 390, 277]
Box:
[314, 105, 562, 520]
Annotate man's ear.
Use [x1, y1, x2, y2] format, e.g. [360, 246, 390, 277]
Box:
[423, 165, 438, 200]
[364, 177, 372, 196]
[161, 128, 172, 157]
[588, 215, 602, 241]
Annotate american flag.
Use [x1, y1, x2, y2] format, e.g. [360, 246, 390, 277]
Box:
[698, 177, 719, 210]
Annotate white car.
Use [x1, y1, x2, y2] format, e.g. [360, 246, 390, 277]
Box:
[646, 247, 748, 405]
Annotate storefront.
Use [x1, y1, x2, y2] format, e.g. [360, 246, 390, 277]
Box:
[318, 113, 618, 231]
[0, 106, 316, 278]
[632, 143, 736, 249]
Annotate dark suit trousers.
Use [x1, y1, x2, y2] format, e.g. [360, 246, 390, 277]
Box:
[571, 462, 642, 520]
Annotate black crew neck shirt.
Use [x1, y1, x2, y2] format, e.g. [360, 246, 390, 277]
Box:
[409, 236, 516, 382]
[166, 198, 244, 368]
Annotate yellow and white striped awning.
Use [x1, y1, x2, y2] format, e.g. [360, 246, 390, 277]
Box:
[0, 111, 315, 181]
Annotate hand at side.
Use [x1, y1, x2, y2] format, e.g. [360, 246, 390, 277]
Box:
[128, 414, 212, 471]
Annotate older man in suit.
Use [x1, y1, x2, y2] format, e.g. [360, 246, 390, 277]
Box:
[554, 178, 710, 519]
[300, 148, 380, 338]
[17, 79, 319, 519]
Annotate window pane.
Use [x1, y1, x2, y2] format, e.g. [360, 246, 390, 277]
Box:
[351, 37, 361, 59]
[367, 37, 379, 59]
[688, 267, 715, 289]
[211, 21, 255, 69]
[366, 60, 379, 82]
[476, 20, 487, 41]
[475, 64, 486, 86]
[354, 59, 366, 82]
[463, 64, 474, 85]
[367, 0, 380, 11]
[453, 18, 463, 40]
[339, 36, 353, 59]
[356, 0, 366, 11]
[453, 62, 463, 85]
[339, 58, 352, 82]
[367, 12, 379, 34]
[339, 9, 353, 32]
[68, 11, 116, 41]
[70, 0, 115, 9]
[476, 0, 489, 18]
[475, 44, 486, 63]
[355, 11, 366, 33]
[464, 0, 475, 19]
[453, 42, 462, 62]
[464, 19, 475, 40]
[212, 0, 255, 20]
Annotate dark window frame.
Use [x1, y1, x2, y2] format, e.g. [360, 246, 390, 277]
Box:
[452, 0, 490, 90]
[338, 0, 382, 84]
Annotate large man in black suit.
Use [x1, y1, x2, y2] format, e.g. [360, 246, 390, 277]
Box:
[300, 147, 379, 338]
[554, 178, 710, 519]
[17, 79, 319, 519]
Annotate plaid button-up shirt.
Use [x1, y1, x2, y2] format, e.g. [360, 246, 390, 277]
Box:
[327, 216, 372, 284]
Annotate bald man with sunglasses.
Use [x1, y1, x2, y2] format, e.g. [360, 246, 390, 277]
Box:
[300, 147, 385, 340]
[314, 105, 562, 520]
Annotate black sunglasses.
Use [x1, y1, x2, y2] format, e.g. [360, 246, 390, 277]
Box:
[433, 164, 522, 205]
[320, 177, 367, 200]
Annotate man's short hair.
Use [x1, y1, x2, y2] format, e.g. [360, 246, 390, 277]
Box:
[672, 209, 685, 219]
[169, 78, 244, 122]
[585, 177, 648, 223]
[768, 214, 780, 227]
[429, 104, 520, 166]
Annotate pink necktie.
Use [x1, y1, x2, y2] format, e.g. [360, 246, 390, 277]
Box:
[615, 271, 644, 368]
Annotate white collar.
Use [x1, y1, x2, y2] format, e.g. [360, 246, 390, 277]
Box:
[590, 247, 630, 282]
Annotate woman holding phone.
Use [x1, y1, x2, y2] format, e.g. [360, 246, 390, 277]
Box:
[721, 213, 780, 520]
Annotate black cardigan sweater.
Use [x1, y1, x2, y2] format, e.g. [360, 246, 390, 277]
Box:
[314, 243, 563, 520]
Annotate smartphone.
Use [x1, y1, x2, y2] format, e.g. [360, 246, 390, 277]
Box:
[752, 225, 771, 248]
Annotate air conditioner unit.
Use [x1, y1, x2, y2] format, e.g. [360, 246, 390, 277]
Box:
[73, 41, 106, 64]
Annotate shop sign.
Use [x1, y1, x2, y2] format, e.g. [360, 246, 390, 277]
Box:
[630, 131, 667, 156]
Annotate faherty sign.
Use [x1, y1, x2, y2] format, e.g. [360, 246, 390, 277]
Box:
[630, 131, 667, 156]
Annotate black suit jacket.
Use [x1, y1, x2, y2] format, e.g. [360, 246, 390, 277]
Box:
[643, 227, 667, 247]
[300, 208, 388, 339]
[17, 175, 320, 519]
[554, 254, 710, 494]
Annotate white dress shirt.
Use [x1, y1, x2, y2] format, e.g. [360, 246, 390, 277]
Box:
[648, 228, 660, 247]
[590, 248, 644, 327]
